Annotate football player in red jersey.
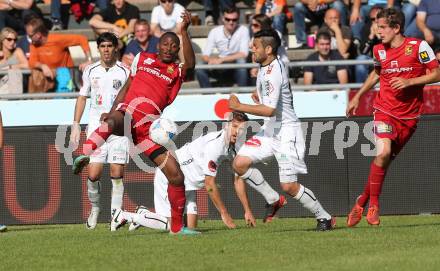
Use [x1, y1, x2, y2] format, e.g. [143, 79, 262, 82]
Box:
[346, 8, 440, 227]
[72, 10, 199, 235]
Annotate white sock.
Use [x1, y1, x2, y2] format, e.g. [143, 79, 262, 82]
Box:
[111, 177, 124, 215]
[87, 179, 101, 209]
[132, 210, 169, 230]
[241, 168, 279, 205]
[294, 185, 331, 220]
[120, 210, 169, 230]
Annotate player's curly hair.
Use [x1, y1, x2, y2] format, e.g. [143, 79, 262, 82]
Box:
[377, 8, 405, 34]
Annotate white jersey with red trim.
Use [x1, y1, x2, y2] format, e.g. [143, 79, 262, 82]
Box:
[256, 57, 299, 135]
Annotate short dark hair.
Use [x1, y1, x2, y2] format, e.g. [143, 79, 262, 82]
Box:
[159, 31, 180, 45]
[224, 6, 240, 16]
[135, 19, 150, 28]
[376, 8, 405, 34]
[26, 18, 48, 36]
[316, 31, 332, 42]
[231, 111, 249, 122]
[97, 32, 119, 47]
[252, 14, 272, 30]
[253, 29, 281, 55]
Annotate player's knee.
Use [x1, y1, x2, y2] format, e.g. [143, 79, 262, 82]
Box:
[376, 149, 392, 167]
[281, 182, 300, 196]
[232, 157, 251, 176]
[166, 169, 184, 185]
[88, 175, 101, 182]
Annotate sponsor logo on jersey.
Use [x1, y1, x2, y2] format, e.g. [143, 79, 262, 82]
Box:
[113, 79, 122, 89]
[264, 81, 274, 96]
[181, 158, 193, 166]
[383, 60, 414, 74]
[378, 50, 386, 60]
[167, 66, 174, 74]
[419, 51, 430, 62]
[266, 64, 273, 75]
[374, 122, 393, 134]
[208, 160, 217, 172]
[409, 40, 417, 45]
[143, 58, 155, 65]
[405, 45, 413, 56]
[245, 137, 261, 147]
[391, 61, 398, 68]
[138, 66, 172, 83]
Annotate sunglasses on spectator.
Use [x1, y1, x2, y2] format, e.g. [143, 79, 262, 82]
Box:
[5, 38, 17, 42]
[370, 17, 376, 22]
[224, 17, 238, 22]
[251, 23, 261, 28]
[160, 0, 173, 3]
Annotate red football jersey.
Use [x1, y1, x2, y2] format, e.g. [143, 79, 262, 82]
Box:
[123, 52, 184, 116]
[372, 37, 439, 119]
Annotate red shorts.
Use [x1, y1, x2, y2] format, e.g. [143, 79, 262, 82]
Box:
[373, 110, 418, 155]
[116, 103, 164, 158]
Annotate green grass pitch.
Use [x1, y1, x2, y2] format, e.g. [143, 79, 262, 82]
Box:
[1, 215, 440, 271]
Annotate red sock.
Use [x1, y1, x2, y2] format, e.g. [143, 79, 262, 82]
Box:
[167, 184, 186, 233]
[357, 178, 370, 208]
[83, 123, 113, 156]
[369, 163, 386, 207]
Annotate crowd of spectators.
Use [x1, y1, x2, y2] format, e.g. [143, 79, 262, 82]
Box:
[1, 0, 440, 94]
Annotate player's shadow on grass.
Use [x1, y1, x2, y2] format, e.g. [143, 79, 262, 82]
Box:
[6, 226, 67, 232]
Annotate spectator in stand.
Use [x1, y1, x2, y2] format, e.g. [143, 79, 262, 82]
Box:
[403, 0, 420, 37]
[303, 31, 348, 86]
[293, 0, 347, 49]
[203, 0, 234, 25]
[0, 0, 44, 35]
[26, 18, 92, 91]
[354, 5, 382, 83]
[255, 0, 288, 34]
[414, 0, 440, 58]
[196, 6, 249, 88]
[122, 19, 159, 67]
[150, 0, 185, 37]
[50, 0, 108, 30]
[0, 27, 28, 69]
[318, 8, 353, 59]
[89, 0, 139, 43]
[0, 27, 28, 94]
[0, 111, 5, 233]
[249, 14, 288, 84]
[350, 0, 401, 42]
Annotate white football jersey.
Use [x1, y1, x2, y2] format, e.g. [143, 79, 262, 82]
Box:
[256, 58, 299, 132]
[175, 130, 235, 188]
[79, 61, 129, 130]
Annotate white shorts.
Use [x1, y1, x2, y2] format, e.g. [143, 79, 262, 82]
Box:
[89, 134, 130, 164]
[153, 168, 198, 217]
[237, 125, 307, 183]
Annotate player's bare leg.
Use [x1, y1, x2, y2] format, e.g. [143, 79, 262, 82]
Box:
[233, 156, 286, 223]
[153, 151, 200, 235]
[73, 111, 125, 175]
[85, 163, 103, 229]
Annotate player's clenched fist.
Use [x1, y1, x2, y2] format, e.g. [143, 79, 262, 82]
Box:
[229, 94, 241, 111]
[179, 10, 192, 32]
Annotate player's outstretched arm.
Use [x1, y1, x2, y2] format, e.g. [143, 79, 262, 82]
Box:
[229, 94, 275, 117]
[204, 176, 236, 229]
[347, 70, 379, 117]
[234, 176, 256, 227]
[179, 10, 196, 75]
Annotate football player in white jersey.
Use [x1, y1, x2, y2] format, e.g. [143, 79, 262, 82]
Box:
[229, 29, 335, 231]
[70, 33, 130, 231]
[112, 111, 250, 231]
